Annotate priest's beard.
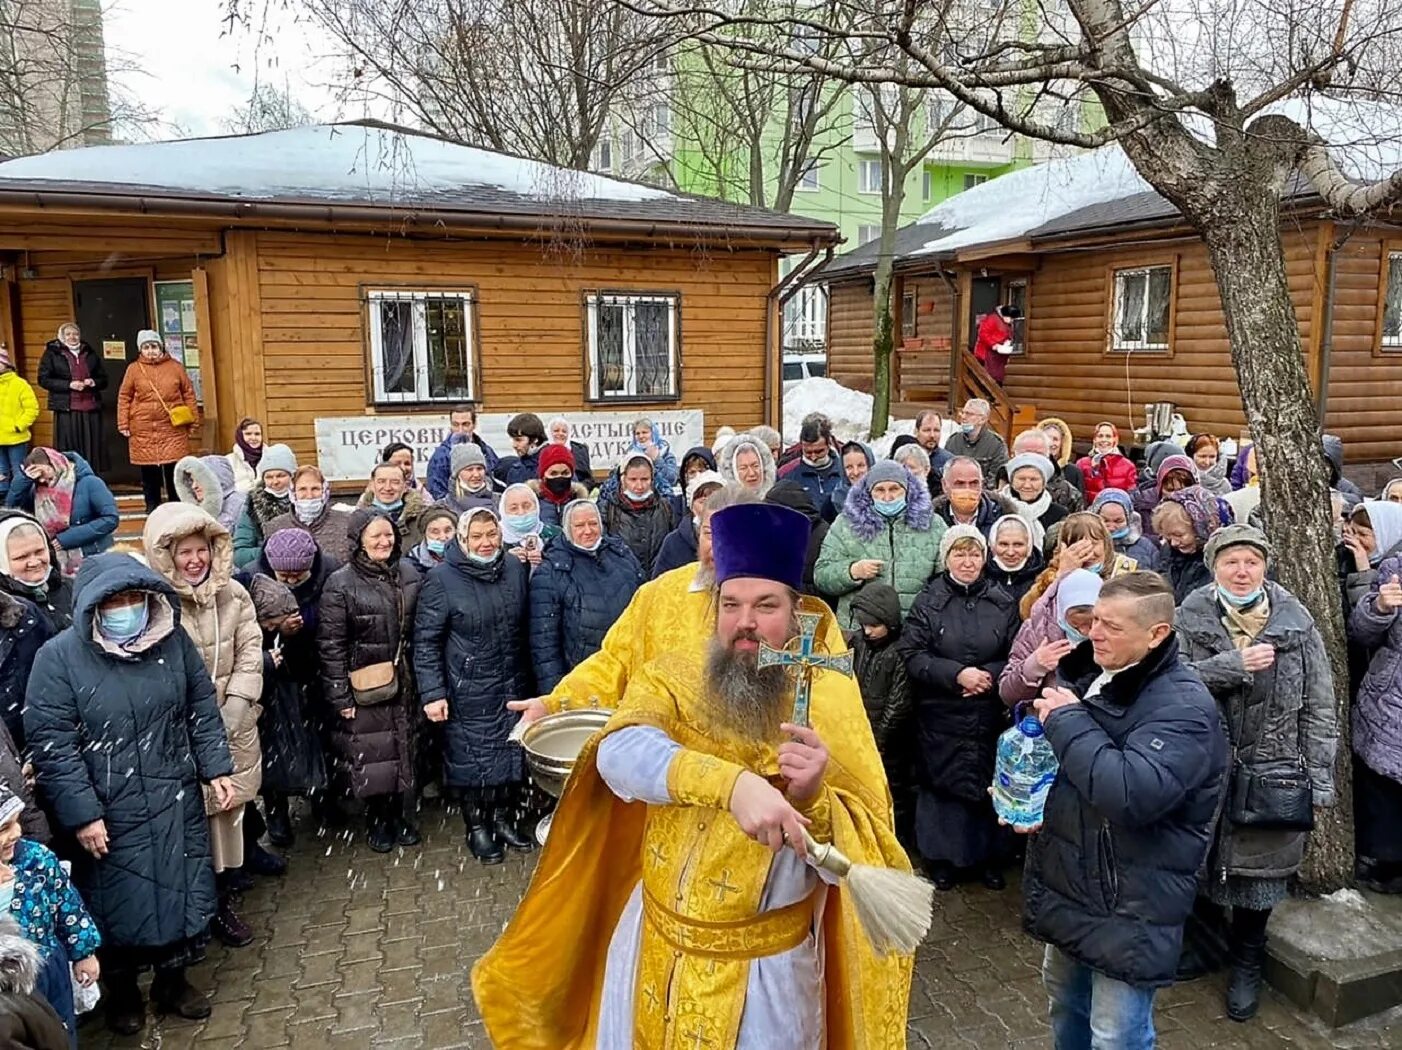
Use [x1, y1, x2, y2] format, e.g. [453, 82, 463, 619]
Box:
[704, 634, 788, 740]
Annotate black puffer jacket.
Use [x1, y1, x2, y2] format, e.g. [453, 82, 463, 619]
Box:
[0, 591, 51, 751]
[599, 486, 673, 577]
[1023, 637, 1228, 987]
[529, 534, 642, 693]
[23, 554, 233, 948]
[984, 549, 1045, 606]
[414, 543, 530, 788]
[36, 339, 108, 413]
[1161, 544, 1211, 605]
[899, 574, 1020, 802]
[765, 481, 830, 598]
[319, 512, 421, 799]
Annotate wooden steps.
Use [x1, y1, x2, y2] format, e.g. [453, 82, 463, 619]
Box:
[114, 495, 147, 546]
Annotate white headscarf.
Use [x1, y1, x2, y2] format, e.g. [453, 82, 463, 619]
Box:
[497, 483, 543, 545]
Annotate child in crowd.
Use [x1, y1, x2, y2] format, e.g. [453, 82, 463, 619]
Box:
[844, 583, 913, 840]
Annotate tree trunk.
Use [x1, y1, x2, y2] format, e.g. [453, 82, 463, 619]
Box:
[1198, 194, 1353, 892]
[870, 263, 894, 439]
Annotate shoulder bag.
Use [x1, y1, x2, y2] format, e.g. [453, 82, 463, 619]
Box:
[141, 364, 196, 428]
[349, 589, 405, 706]
[1228, 755, 1314, 831]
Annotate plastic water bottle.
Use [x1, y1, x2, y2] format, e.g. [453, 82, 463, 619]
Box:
[991, 713, 1059, 830]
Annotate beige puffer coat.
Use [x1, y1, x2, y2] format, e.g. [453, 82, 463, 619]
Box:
[142, 502, 264, 814]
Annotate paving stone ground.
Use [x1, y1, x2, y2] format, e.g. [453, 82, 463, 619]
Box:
[79, 802, 1401, 1049]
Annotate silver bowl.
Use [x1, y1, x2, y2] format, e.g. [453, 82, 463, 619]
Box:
[520, 708, 612, 799]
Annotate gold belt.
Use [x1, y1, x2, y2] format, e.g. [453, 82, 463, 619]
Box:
[641, 885, 817, 960]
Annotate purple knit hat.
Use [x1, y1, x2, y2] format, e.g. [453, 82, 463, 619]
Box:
[263, 528, 318, 572]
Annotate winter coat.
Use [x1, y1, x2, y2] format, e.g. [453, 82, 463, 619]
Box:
[815, 469, 946, 628]
[652, 514, 699, 579]
[0, 590, 52, 752]
[845, 587, 911, 758]
[1076, 451, 1138, 501]
[943, 427, 1010, 486]
[932, 491, 1018, 536]
[437, 488, 498, 519]
[263, 504, 356, 566]
[529, 535, 643, 694]
[764, 481, 830, 598]
[116, 355, 199, 466]
[529, 479, 591, 532]
[414, 544, 530, 788]
[1023, 637, 1227, 988]
[23, 554, 234, 948]
[1000, 577, 1078, 706]
[0, 512, 72, 633]
[973, 311, 1015, 384]
[774, 456, 844, 518]
[983, 550, 1044, 606]
[319, 517, 421, 799]
[1322, 434, 1363, 502]
[6, 838, 100, 962]
[1162, 544, 1212, 605]
[355, 486, 431, 553]
[494, 446, 542, 488]
[0, 372, 38, 447]
[900, 575, 1019, 803]
[174, 454, 247, 533]
[225, 448, 258, 494]
[1048, 471, 1085, 513]
[426, 432, 501, 500]
[0, 719, 48, 843]
[1349, 551, 1402, 784]
[1115, 533, 1159, 571]
[599, 487, 674, 577]
[0, 927, 68, 1050]
[4, 453, 117, 556]
[36, 341, 108, 414]
[825, 443, 874, 523]
[1177, 582, 1337, 880]
[717, 436, 777, 494]
[143, 502, 264, 814]
[232, 483, 294, 569]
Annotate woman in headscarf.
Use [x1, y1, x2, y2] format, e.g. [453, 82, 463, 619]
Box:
[0, 513, 73, 631]
[406, 507, 459, 575]
[900, 525, 1021, 891]
[4, 448, 117, 578]
[116, 331, 200, 513]
[498, 483, 550, 571]
[1343, 501, 1402, 611]
[597, 455, 674, 576]
[226, 418, 264, 494]
[319, 511, 422, 853]
[1091, 488, 1159, 570]
[624, 418, 679, 494]
[1152, 484, 1231, 605]
[1000, 568, 1102, 707]
[546, 416, 594, 488]
[141, 503, 264, 950]
[653, 470, 724, 579]
[36, 323, 107, 472]
[1188, 433, 1232, 496]
[1002, 452, 1067, 544]
[717, 433, 776, 496]
[174, 454, 247, 533]
[826, 440, 874, 522]
[984, 514, 1044, 605]
[415, 507, 533, 863]
[1075, 421, 1137, 500]
[1177, 525, 1336, 1021]
[1133, 453, 1197, 539]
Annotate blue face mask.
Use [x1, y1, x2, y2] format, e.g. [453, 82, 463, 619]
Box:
[1087, 562, 1104, 574]
[960, 423, 977, 437]
[1058, 617, 1088, 645]
[622, 487, 652, 504]
[467, 548, 502, 566]
[293, 497, 325, 524]
[1218, 584, 1264, 608]
[504, 512, 539, 535]
[874, 496, 906, 518]
[426, 538, 449, 556]
[98, 600, 149, 643]
[372, 498, 404, 514]
[1109, 527, 1130, 542]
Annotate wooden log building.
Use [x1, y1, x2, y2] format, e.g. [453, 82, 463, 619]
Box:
[0, 121, 836, 489]
[823, 153, 1402, 474]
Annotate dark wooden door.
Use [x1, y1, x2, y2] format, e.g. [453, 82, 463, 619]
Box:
[969, 276, 1002, 346]
[72, 277, 151, 487]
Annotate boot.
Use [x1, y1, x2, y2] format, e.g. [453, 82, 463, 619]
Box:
[224, 866, 255, 893]
[395, 793, 422, 848]
[465, 794, 504, 865]
[926, 861, 955, 892]
[265, 793, 294, 848]
[1226, 908, 1269, 1022]
[103, 969, 145, 1035]
[212, 889, 254, 948]
[366, 797, 396, 853]
[981, 866, 1006, 891]
[245, 842, 287, 877]
[493, 786, 535, 852]
[151, 967, 212, 1020]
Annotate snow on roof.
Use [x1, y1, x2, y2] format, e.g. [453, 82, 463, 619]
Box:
[0, 122, 676, 205]
[910, 146, 1150, 258]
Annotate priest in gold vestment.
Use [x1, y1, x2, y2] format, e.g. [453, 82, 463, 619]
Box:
[474, 501, 914, 1048]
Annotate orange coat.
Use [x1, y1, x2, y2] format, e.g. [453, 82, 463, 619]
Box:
[117, 356, 200, 466]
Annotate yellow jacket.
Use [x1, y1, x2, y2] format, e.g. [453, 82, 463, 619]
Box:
[0, 370, 39, 446]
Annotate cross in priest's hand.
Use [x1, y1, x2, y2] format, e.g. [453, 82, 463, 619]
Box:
[757, 611, 853, 728]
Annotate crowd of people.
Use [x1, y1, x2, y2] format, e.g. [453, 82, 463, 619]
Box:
[0, 350, 1393, 1045]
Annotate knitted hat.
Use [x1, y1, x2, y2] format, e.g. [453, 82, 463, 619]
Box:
[539, 442, 576, 478]
[1006, 452, 1054, 484]
[419, 506, 459, 537]
[258, 443, 297, 480]
[248, 575, 299, 620]
[263, 527, 318, 572]
[850, 582, 902, 630]
[686, 469, 725, 505]
[451, 442, 486, 477]
[865, 460, 909, 491]
[940, 523, 986, 563]
[136, 329, 162, 348]
[0, 782, 22, 828]
[1203, 523, 1271, 568]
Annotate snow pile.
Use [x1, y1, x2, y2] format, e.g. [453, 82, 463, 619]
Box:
[911, 146, 1149, 257]
[781, 377, 920, 454]
[0, 123, 676, 205]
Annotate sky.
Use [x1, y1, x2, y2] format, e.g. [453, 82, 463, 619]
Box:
[103, 0, 339, 139]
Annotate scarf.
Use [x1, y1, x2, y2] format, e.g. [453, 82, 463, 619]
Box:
[1166, 484, 1224, 542]
[1220, 592, 1272, 650]
[234, 418, 263, 470]
[31, 449, 82, 578]
[1012, 490, 1052, 545]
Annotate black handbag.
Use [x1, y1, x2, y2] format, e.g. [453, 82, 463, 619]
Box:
[1228, 757, 1314, 831]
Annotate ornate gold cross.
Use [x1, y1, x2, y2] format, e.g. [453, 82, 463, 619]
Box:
[757, 610, 854, 727]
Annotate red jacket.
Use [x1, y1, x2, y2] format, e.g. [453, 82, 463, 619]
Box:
[973, 313, 1015, 383]
[1077, 451, 1139, 500]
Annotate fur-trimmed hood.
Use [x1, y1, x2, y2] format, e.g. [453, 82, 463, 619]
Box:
[717, 434, 777, 493]
[175, 454, 246, 531]
[841, 463, 934, 540]
[141, 501, 235, 604]
[0, 923, 41, 994]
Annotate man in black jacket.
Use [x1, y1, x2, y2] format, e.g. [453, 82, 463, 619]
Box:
[1024, 572, 1227, 1049]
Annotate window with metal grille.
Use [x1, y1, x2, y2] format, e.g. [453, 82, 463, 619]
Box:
[367, 290, 475, 404]
[585, 292, 680, 401]
[901, 290, 917, 337]
[1006, 280, 1028, 354]
[1110, 265, 1173, 352]
[1383, 251, 1402, 350]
